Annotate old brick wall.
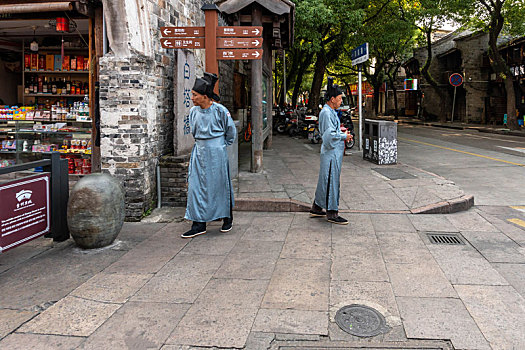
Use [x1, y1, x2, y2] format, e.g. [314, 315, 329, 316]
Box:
[456, 35, 490, 123]
[100, 0, 206, 220]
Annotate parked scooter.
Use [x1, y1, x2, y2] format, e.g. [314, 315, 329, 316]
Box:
[339, 109, 355, 149]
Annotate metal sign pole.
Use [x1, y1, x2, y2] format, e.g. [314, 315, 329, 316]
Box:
[451, 86, 457, 123]
[358, 64, 363, 151]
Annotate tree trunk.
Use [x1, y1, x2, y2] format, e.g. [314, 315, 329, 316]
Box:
[388, 75, 399, 118]
[308, 53, 326, 113]
[486, 7, 519, 130]
[291, 53, 312, 107]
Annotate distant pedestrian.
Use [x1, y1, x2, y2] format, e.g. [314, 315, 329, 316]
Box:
[182, 73, 237, 238]
[310, 77, 351, 225]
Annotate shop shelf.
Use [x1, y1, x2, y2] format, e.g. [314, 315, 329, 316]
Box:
[24, 70, 88, 74]
[24, 94, 87, 98]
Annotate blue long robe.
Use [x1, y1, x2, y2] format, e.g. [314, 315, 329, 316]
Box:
[185, 102, 236, 222]
[314, 104, 348, 211]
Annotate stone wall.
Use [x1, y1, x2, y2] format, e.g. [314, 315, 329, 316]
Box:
[100, 0, 206, 220]
[159, 154, 189, 207]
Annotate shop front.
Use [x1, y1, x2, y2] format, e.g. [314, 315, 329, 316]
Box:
[0, 1, 102, 175]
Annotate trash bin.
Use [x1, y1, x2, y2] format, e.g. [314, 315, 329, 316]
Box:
[362, 119, 397, 165]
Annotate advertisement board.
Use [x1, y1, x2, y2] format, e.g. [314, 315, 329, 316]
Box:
[0, 174, 50, 253]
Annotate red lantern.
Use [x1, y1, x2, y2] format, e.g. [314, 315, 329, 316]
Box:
[55, 17, 69, 33]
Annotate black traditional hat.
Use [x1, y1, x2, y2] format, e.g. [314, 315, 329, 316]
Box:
[325, 77, 343, 99]
[203, 72, 220, 101]
[192, 77, 210, 96]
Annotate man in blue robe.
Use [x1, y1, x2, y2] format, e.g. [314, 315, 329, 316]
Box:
[182, 73, 237, 238]
[310, 77, 351, 225]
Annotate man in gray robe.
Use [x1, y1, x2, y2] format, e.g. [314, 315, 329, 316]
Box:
[182, 74, 237, 238]
[310, 77, 351, 225]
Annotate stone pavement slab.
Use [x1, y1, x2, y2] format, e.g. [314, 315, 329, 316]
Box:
[0, 333, 84, 350]
[18, 296, 121, 337]
[455, 285, 525, 350]
[262, 258, 330, 311]
[397, 297, 491, 350]
[79, 301, 189, 350]
[0, 309, 37, 339]
[131, 254, 225, 304]
[70, 272, 151, 303]
[252, 309, 329, 335]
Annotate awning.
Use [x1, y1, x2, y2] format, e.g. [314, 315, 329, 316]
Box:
[0, 2, 73, 15]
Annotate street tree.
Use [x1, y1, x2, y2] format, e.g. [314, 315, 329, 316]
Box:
[449, 0, 525, 130]
[291, 0, 365, 112]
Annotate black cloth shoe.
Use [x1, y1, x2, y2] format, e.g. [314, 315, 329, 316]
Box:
[221, 217, 233, 232]
[181, 222, 206, 238]
[327, 216, 349, 225]
[310, 203, 326, 217]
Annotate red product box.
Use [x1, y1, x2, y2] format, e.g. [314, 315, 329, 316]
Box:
[62, 55, 70, 71]
[77, 56, 84, 71]
[38, 55, 45, 70]
[24, 54, 31, 70]
[30, 54, 38, 71]
[70, 57, 77, 71]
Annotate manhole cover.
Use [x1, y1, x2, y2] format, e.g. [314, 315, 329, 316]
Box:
[372, 168, 416, 180]
[335, 304, 390, 337]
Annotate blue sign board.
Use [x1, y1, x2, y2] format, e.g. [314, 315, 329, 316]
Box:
[352, 43, 369, 65]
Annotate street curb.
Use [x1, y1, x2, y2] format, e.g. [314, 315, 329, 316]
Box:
[234, 195, 475, 214]
[410, 195, 474, 214]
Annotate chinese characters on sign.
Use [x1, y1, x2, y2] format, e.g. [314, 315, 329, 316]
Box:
[183, 62, 191, 135]
[0, 174, 50, 253]
[160, 26, 263, 60]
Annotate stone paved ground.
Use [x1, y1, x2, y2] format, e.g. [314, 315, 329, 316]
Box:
[1, 206, 524, 349]
[235, 136, 470, 213]
[1, 135, 524, 349]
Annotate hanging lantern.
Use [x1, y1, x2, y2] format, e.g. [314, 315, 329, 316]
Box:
[55, 17, 70, 33]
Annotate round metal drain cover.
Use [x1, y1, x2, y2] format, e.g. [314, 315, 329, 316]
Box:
[335, 304, 390, 337]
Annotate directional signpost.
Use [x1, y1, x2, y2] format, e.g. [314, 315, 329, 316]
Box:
[449, 73, 463, 122]
[159, 25, 263, 60]
[160, 4, 264, 173]
[160, 26, 204, 37]
[352, 43, 369, 151]
[217, 49, 263, 60]
[217, 37, 262, 49]
[161, 38, 205, 49]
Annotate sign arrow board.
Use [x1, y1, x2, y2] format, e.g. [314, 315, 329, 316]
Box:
[217, 49, 263, 60]
[351, 42, 369, 66]
[217, 37, 262, 49]
[161, 38, 205, 49]
[217, 26, 263, 37]
[161, 26, 205, 37]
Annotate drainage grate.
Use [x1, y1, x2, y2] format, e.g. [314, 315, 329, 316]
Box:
[427, 233, 465, 245]
[372, 168, 416, 180]
[335, 304, 390, 337]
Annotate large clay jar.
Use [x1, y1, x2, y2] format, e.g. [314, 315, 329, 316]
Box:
[67, 173, 125, 249]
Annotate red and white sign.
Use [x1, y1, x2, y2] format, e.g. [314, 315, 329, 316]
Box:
[160, 26, 205, 37]
[161, 38, 205, 49]
[0, 174, 50, 253]
[217, 37, 262, 49]
[218, 49, 263, 60]
[217, 26, 262, 37]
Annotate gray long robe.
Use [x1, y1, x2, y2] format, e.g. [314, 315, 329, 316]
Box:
[185, 102, 236, 222]
[314, 104, 347, 211]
